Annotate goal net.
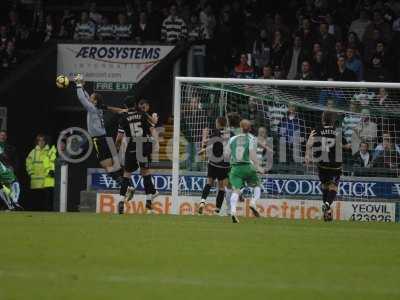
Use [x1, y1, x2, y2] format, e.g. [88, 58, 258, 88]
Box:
[172, 78, 400, 215]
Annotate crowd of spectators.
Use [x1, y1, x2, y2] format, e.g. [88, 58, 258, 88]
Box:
[2, 0, 400, 81]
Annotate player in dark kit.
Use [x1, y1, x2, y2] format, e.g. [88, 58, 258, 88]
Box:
[198, 116, 230, 215]
[305, 111, 344, 222]
[116, 100, 159, 214]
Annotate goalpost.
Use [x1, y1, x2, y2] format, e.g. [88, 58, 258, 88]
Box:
[172, 77, 400, 220]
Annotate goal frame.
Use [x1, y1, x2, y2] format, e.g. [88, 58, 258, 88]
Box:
[172, 77, 400, 202]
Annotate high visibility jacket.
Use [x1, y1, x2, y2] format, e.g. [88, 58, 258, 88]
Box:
[26, 145, 57, 189]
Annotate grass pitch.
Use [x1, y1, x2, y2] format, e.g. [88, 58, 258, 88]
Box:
[0, 213, 399, 300]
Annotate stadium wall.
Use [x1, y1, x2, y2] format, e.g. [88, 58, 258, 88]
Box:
[95, 193, 398, 223]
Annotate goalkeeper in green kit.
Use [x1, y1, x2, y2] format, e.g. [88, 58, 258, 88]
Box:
[228, 119, 263, 223]
[0, 159, 22, 211]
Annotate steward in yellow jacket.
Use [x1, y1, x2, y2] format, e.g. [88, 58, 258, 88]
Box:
[26, 135, 57, 190]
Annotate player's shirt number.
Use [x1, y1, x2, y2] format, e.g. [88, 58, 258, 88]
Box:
[129, 122, 143, 137]
[321, 137, 335, 152]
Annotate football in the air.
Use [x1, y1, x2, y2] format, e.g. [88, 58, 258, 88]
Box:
[56, 75, 69, 88]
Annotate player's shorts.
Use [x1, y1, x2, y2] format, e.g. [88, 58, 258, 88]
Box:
[124, 142, 153, 173]
[318, 167, 341, 187]
[92, 136, 113, 162]
[207, 164, 229, 180]
[229, 163, 260, 190]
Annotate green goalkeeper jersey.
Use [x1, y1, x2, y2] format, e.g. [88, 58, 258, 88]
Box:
[0, 161, 16, 185]
[229, 133, 257, 165]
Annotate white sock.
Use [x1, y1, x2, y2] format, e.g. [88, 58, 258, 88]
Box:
[225, 188, 232, 211]
[250, 186, 261, 207]
[230, 192, 239, 215]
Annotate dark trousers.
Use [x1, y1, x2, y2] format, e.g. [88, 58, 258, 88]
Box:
[30, 188, 54, 211]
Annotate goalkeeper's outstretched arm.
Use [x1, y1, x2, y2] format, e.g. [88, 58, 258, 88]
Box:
[74, 75, 97, 113]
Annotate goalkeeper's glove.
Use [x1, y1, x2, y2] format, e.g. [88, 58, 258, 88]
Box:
[74, 74, 84, 87]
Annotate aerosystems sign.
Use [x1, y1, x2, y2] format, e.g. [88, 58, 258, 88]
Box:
[57, 44, 175, 83]
[96, 194, 398, 222]
[90, 172, 400, 199]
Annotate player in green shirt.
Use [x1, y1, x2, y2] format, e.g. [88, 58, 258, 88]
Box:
[228, 119, 263, 223]
[0, 160, 22, 210]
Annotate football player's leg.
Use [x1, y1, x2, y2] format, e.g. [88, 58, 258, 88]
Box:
[327, 180, 339, 207]
[10, 181, 22, 210]
[120, 151, 138, 200]
[0, 186, 13, 210]
[215, 178, 228, 213]
[229, 168, 243, 223]
[96, 137, 122, 181]
[199, 176, 213, 214]
[141, 167, 158, 211]
[247, 167, 261, 217]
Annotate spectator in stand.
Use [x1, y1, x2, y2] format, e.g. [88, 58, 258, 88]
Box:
[59, 9, 76, 39]
[346, 32, 362, 52]
[73, 11, 96, 41]
[351, 109, 378, 153]
[282, 35, 310, 80]
[135, 11, 154, 43]
[363, 28, 383, 63]
[319, 80, 346, 107]
[182, 97, 206, 171]
[279, 105, 302, 163]
[26, 134, 57, 211]
[256, 126, 272, 170]
[270, 30, 287, 69]
[0, 26, 10, 49]
[365, 54, 391, 82]
[271, 13, 290, 38]
[345, 47, 363, 80]
[215, 9, 234, 75]
[199, 3, 216, 40]
[252, 28, 271, 75]
[7, 10, 29, 48]
[318, 22, 336, 56]
[125, 2, 137, 25]
[373, 132, 400, 160]
[326, 13, 343, 42]
[114, 13, 133, 41]
[273, 65, 285, 79]
[334, 40, 345, 59]
[312, 50, 330, 80]
[89, 2, 103, 25]
[231, 53, 254, 78]
[161, 4, 187, 43]
[0, 130, 17, 171]
[353, 142, 371, 168]
[349, 9, 371, 41]
[376, 87, 389, 106]
[259, 65, 274, 79]
[296, 17, 315, 54]
[312, 42, 321, 57]
[1, 40, 17, 69]
[145, 0, 163, 41]
[295, 60, 314, 80]
[187, 13, 205, 42]
[43, 15, 55, 42]
[372, 132, 400, 169]
[342, 101, 361, 145]
[187, 13, 206, 77]
[96, 16, 114, 41]
[363, 9, 392, 44]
